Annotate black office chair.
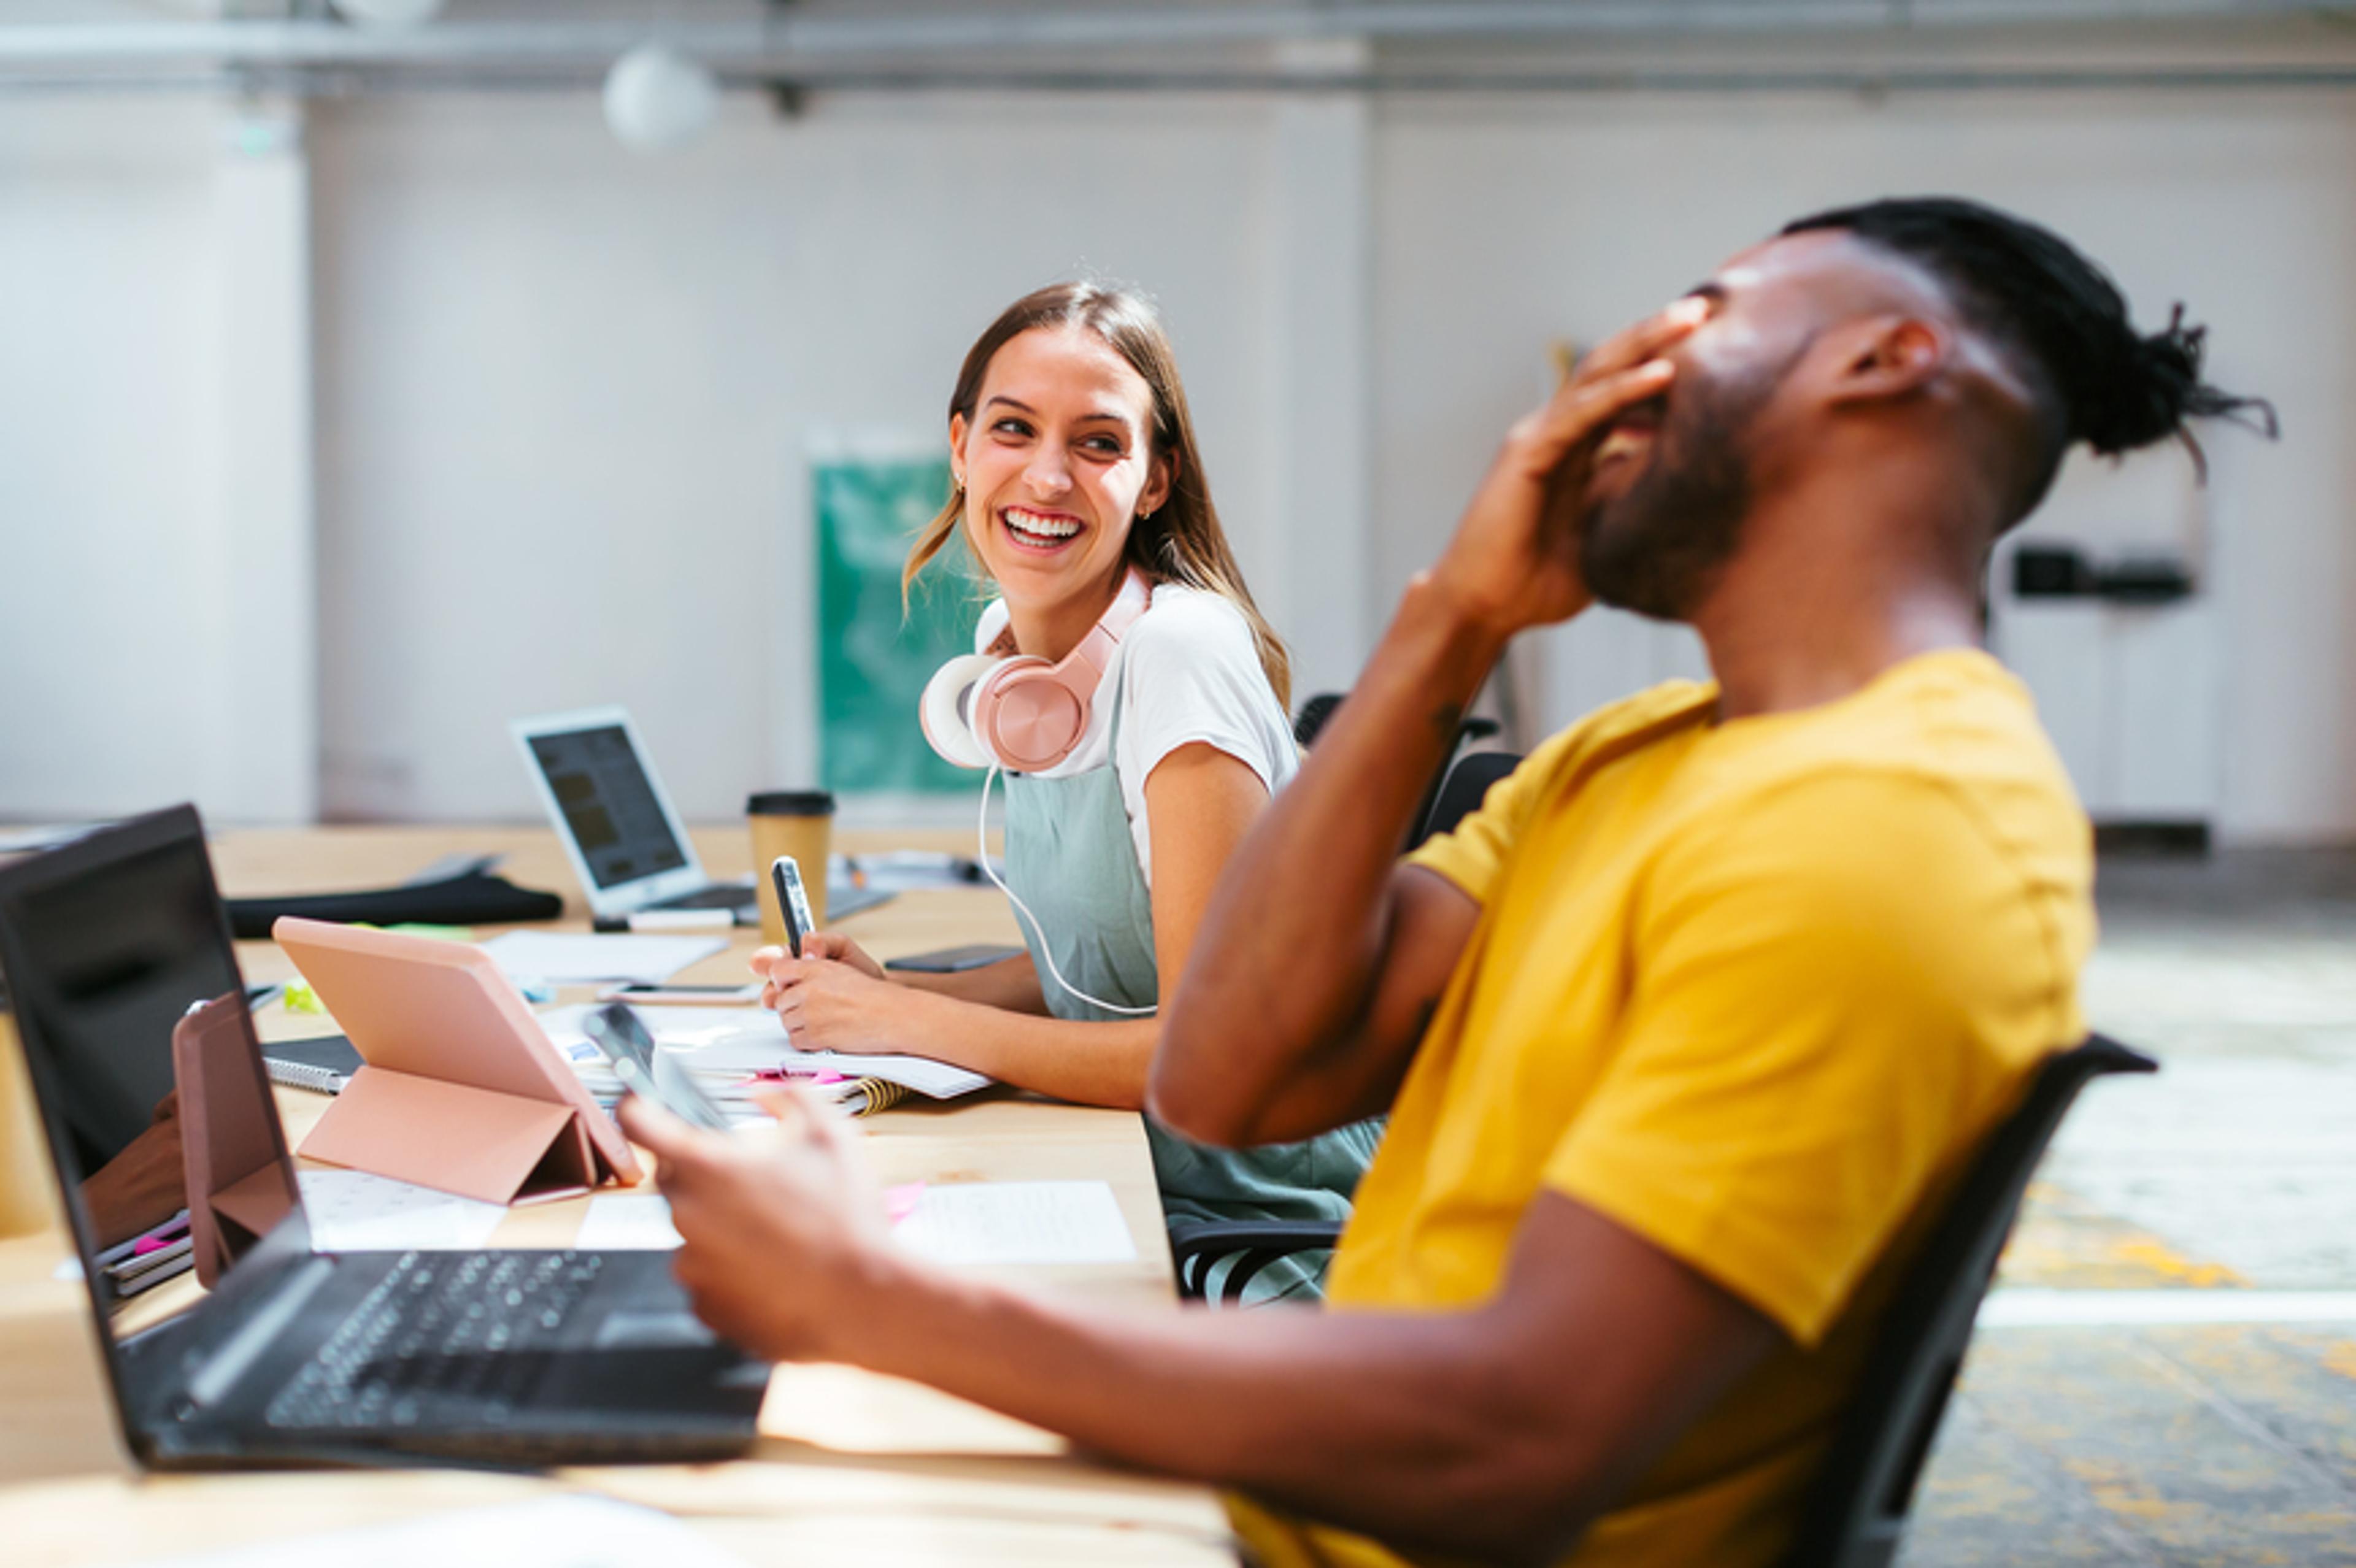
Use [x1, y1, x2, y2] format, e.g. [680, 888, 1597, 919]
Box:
[1171, 1218, 1349, 1305]
[1412, 748, 1522, 848]
[1782, 1032, 2155, 1568]
[1171, 1036, 2156, 1568]
[1168, 749, 1527, 1305]
[1293, 692, 1347, 748]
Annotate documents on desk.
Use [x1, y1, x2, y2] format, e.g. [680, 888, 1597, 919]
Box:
[478, 929, 727, 985]
[568, 1182, 1136, 1266]
[576, 1193, 686, 1251]
[537, 1004, 991, 1115]
[893, 1181, 1138, 1266]
[297, 1169, 507, 1253]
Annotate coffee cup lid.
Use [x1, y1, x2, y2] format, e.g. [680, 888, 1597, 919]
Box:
[747, 790, 835, 816]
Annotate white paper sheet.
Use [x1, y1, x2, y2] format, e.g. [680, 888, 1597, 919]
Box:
[890, 1181, 1138, 1267]
[478, 930, 726, 985]
[538, 1004, 990, 1101]
[790, 1050, 990, 1099]
[118, 1495, 751, 1568]
[299, 1169, 507, 1253]
[574, 1193, 684, 1251]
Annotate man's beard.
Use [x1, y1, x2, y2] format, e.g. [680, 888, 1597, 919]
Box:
[1577, 356, 1789, 622]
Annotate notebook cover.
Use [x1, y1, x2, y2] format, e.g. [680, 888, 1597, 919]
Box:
[261, 1033, 362, 1094]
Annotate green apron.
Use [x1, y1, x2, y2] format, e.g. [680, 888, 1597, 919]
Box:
[1001, 685, 1382, 1303]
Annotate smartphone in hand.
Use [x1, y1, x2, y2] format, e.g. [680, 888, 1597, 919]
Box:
[583, 1001, 733, 1132]
[769, 855, 817, 958]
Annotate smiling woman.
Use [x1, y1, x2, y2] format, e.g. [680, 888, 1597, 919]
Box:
[747, 283, 1381, 1302]
[905, 283, 1289, 708]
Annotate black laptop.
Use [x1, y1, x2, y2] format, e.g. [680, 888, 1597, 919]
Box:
[0, 805, 767, 1468]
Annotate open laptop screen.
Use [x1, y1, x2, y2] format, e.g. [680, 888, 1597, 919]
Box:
[0, 806, 293, 1343]
[523, 723, 690, 891]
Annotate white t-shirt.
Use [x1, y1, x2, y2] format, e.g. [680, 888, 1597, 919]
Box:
[974, 583, 1299, 886]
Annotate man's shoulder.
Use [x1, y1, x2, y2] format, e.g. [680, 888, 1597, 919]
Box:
[1704, 649, 2082, 836]
[1521, 678, 1720, 778]
[1662, 653, 2092, 936]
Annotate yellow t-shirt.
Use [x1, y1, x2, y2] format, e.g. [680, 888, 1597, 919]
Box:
[1233, 648, 2093, 1568]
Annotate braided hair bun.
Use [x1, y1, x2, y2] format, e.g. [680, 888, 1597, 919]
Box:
[1783, 196, 2274, 494]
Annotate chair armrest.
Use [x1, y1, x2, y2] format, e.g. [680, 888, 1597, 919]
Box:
[1168, 1220, 1344, 1305]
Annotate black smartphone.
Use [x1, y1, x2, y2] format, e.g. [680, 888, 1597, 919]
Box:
[884, 943, 1026, 974]
[769, 855, 816, 958]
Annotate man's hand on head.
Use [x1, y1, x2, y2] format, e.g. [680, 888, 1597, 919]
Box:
[617, 1086, 903, 1364]
[1425, 296, 1707, 641]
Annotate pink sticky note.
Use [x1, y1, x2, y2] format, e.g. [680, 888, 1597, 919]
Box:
[885, 1181, 926, 1225]
[813, 1072, 847, 1085]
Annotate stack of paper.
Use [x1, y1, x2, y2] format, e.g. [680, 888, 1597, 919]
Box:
[536, 1004, 990, 1123]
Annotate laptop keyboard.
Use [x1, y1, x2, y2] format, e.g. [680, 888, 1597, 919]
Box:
[655, 885, 752, 911]
[264, 1250, 602, 1431]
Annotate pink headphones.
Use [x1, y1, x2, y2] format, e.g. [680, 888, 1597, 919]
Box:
[921, 571, 1152, 772]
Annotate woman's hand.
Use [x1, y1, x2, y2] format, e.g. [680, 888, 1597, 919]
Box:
[752, 932, 885, 983]
[1425, 296, 1708, 640]
[752, 943, 933, 1057]
[617, 1088, 900, 1364]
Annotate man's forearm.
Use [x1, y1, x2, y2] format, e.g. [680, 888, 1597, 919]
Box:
[844, 1258, 1568, 1562]
[1155, 578, 1506, 1131]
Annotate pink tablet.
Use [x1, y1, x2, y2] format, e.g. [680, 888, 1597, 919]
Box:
[274, 917, 642, 1201]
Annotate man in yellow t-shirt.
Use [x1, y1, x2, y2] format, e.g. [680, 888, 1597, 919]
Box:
[1225, 645, 2095, 1566]
[618, 199, 2270, 1567]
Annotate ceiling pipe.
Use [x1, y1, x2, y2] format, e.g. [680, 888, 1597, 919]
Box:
[1, 4, 2350, 94]
[0, 1, 2343, 73]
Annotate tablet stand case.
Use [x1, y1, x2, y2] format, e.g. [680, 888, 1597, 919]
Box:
[172, 994, 298, 1288]
[272, 918, 639, 1207]
[301, 1067, 596, 1205]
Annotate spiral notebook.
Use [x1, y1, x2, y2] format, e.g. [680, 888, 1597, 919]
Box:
[258, 1033, 363, 1096]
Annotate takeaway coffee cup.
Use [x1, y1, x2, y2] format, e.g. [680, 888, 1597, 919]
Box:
[749, 791, 834, 946]
[0, 1013, 57, 1239]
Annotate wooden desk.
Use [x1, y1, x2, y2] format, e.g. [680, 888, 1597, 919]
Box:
[0, 826, 1233, 1567]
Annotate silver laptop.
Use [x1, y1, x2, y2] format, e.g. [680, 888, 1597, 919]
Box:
[510, 707, 760, 931]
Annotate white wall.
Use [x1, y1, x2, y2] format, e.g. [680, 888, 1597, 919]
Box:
[5, 80, 2355, 840]
[0, 100, 222, 820]
[310, 91, 1282, 824]
[1374, 89, 2356, 842]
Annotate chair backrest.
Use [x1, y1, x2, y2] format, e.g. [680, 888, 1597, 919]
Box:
[1783, 1033, 2158, 1568]
[1414, 749, 1522, 848]
[1293, 693, 1345, 748]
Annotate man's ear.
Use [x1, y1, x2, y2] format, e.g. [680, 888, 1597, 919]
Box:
[1825, 315, 1946, 409]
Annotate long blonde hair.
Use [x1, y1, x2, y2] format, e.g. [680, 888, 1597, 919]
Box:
[903, 282, 1292, 712]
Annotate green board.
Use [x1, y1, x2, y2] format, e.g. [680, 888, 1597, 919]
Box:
[814, 455, 981, 794]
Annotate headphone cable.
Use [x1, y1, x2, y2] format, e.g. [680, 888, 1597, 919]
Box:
[976, 764, 1158, 1018]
